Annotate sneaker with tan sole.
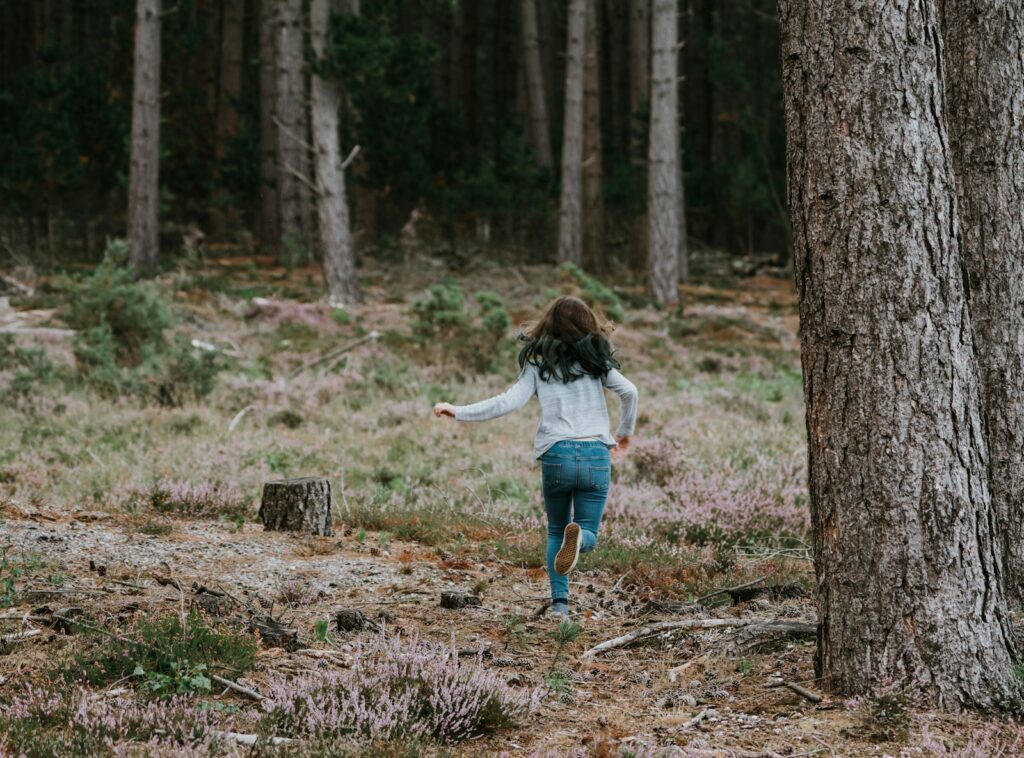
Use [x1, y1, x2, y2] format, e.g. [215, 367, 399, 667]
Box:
[555, 523, 582, 575]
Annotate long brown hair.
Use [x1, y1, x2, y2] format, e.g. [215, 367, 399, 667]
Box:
[518, 296, 619, 382]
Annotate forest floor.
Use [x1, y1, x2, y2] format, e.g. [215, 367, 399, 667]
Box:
[0, 252, 1021, 756]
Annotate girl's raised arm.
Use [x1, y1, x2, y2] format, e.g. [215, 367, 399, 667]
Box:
[434, 364, 538, 422]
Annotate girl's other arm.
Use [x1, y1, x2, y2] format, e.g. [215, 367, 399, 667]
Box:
[603, 369, 639, 438]
[435, 365, 537, 422]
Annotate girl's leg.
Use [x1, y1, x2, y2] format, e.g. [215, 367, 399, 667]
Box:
[574, 452, 611, 553]
[542, 459, 574, 601]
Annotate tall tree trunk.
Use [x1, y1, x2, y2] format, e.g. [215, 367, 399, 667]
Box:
[520, 0, 553, 169]
[778, 0, 1016, 708]
[582, 0, 604, 271]
[941, 1, 1024, 606]
[628, 0, 650, 165]
[215, 0, 244, 162]
[604, 0, 629, 156]
[275, 0, 312, 254]
[677, 0, 689, 284]
[127, 0, 161, 271]
[459, 1, 478, 148]
[646, 0, 679, 304]
[310, 0, 359, 306]
[258, 0, 280, 251]
[558, 0, 586, 265]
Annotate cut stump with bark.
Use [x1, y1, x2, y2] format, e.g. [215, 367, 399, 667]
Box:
[259, 477, 333, 536]
[440, 592, 481, 610]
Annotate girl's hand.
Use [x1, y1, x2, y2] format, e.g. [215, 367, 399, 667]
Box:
[613, 435, 631, 457]
[433, 402, 456, 419]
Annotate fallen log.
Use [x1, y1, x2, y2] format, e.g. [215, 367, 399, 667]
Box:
[581, 618, 816, 659]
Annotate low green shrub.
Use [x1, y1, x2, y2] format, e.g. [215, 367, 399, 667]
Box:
[64, 610, 259, 697]
[408, 282, 513, 373]
[559, 263, 625, 322]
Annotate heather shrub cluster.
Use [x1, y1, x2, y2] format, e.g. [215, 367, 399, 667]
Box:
[133, 479, 249, 521]
[259, 632, 537, 743]
[0, 685, 229, 757]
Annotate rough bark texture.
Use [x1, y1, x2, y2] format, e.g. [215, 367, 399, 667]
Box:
[310, 0, 360, 306]
[520, 0, 553, 169]
[628, 0, 650, 165]
[582, 0, 604, 271]
[646, 0, 679, 305]
[258, 0, 280, 251]
[778, 0, 1017, 708]
[259, 477, 333, 536]
[275, 0, 312, 252]
[215, 0, 244, 161]
[127, 0, 160, 271]
[941, 0, 1024, 605]
[557, 0, 586, 265]
[676, 7, 689, 285]
[128, 0, 161, 272]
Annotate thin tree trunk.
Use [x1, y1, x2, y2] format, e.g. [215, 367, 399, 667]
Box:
[646, 0, 678, 304]
[520, 0, 553, 169]
[310, 0, 359, 306]
[215, 0, 244, 162]
[127, 0, 160, 271]
[582, 0, 604, 271]
[778, 0, 1016, 708]
[604, 0, 629, 156]
[628, 0, 650, 165]
[677, 0, 689, 284]
[941, 1, 1024, 606]
[459, 1, 478, 148]
[258, 0, 280, 251]
[276, 0, 312, 254]
[558, 0, 586, 265]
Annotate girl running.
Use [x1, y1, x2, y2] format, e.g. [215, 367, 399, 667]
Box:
[433, 296, 638, 616]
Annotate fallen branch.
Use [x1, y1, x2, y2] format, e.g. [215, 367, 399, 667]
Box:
[227, 405, 255, 433]
[681, 708, 709, 730]
[770, 679, 824, 703]
[0, 326, 75, 337]
[698, 574, 768, 603]
[0, 273, 33, 295]
[0, 628, 42, 644]
[581, 618, 815, 659]
[289, 330, 380, 379]
[210, 673, 263, 702]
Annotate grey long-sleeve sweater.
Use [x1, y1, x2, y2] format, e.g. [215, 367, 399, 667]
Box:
[453, 363, 639, 458]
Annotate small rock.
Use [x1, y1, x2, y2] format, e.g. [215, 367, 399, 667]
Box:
[440, 592, 481, 609]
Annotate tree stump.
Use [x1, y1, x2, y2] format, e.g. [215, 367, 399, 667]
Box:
[440, 592, 481, 610]
[259, 477, 333, 536]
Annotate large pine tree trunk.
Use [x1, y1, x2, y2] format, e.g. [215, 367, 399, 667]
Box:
[646, 0, 679, 305]
[941, 1, 1024, 605]
[520, 0, 553, 169]
[557, 0, 586, 265]
[215, 0, 244, 161]
[778, 0, 1016, 708]
[582, 0, 604, 271]
[258, 0, 280, 251]
[127, 0, 161, 271]
[628, 0, 650, 166]
[310, 0, 360, 306]
[275, 0, 312, 254]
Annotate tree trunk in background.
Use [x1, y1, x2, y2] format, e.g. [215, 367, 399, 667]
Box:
[557, 0, 586, 265]
[520, 0, 553, 169]
[604, 0, 629, 157]
[459, 1, 478, 148]
[677, 1, 689, 284]
[310, 0, 360, 306]
[646, 0, 678, 304]
[258, 0, 280, 251]
[628, 0, 650, 165]
[275, 0, 312, 255]
[127, 0, 161, 271]
[778, 0, 1016, 708]
[215, 0, 244, 161]
[941, 2, 1024, 606]
[582, 0, 603, 271]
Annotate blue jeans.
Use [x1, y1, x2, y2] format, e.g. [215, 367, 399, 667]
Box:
[540, 440, 612, 602]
